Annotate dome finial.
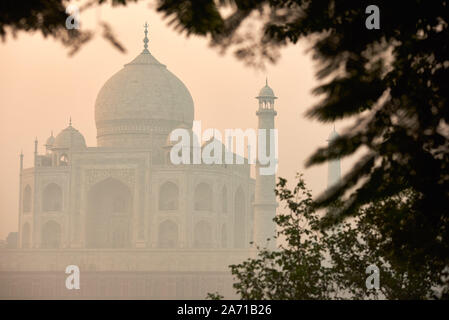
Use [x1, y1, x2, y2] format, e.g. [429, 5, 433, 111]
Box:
[69, 116, 72, 127]
[143, 22, 149, 53]
[266, 77, 268, 86]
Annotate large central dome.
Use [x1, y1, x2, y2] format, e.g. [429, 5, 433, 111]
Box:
[95, 27, 194, 147]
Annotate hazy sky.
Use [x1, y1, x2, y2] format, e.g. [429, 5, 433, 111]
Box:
[0, 1, 354, 239]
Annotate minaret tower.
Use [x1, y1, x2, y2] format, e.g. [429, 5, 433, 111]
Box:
[253, 79, 278, 248]
[327, 125, 341, 188]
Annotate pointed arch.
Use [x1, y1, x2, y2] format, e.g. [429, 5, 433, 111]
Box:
[59, 153, 69, 166]
[86, 177, 132, 248]
[42, 183, 62, 212]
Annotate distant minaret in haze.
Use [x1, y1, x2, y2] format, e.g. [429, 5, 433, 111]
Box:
[327, 125, 341, 188]
[253, 78, 278, 248]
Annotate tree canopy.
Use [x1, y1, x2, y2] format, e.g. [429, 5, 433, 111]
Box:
[153, 0, 449, 287]
[0, 0, 132, 54]
[2, 0, 448, 298]
[219, 176, 445, 299]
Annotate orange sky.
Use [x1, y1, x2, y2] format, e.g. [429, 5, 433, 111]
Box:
[0, 1, 354, 239]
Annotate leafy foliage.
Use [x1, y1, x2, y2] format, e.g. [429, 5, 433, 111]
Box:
[153, 0, 449, 292]
[325, 190, 443, 299]
[206, 292, 224, 300]
[0, 0, 132, 54]
[230, 175, 332, 299]
[226, 175, 444, 299]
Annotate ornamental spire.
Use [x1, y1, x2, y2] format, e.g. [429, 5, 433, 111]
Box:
[143, 22, 149, 53]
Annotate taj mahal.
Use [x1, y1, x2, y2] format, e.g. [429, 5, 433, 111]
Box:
[0, 25, 280, 299]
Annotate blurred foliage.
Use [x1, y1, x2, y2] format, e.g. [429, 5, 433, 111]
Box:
[1, 0, 448, 298]
[153, 0, 449, 295]
[0, 0, 135, 54]
[229, 175, 333, 299]
[206, 292, 224, 300]
[226, 175, 446, 299]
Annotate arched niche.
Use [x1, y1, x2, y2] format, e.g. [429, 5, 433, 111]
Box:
[42, 183, 63, 212]
[59, 154, 69, 166]
[86, 177, 132, 248]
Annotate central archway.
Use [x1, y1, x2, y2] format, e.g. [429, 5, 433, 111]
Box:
[86, 177, 132, 248]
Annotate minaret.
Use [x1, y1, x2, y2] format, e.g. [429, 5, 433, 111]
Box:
[253, 78, 278, 249]
[327, 125, 341, 188]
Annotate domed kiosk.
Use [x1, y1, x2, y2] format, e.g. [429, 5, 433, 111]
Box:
[53, 124, 87, 150]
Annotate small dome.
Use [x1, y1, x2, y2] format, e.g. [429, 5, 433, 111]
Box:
[259, 85, 275, 97]
[45, 132, 55, 147]
[54, 125, 87, 150]
[257, 78, 276, 98]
